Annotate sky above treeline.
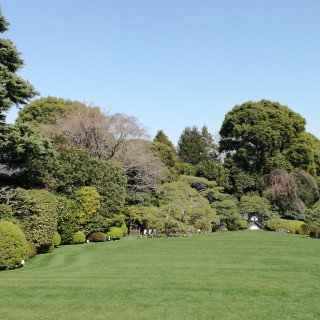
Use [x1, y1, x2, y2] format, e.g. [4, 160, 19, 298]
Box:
[2, 0, 320, 145]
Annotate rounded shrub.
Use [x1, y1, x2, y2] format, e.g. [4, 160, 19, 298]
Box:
[26, 241, 37, 259]
[52, 232, 61, 247]
[0, 221, 28, 270]
[106, 227, 124, 240]
[74, 231, 86, 244]
[88, 232, 106, 242]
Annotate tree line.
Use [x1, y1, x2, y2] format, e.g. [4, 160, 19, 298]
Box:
[1, 10, 320, 270]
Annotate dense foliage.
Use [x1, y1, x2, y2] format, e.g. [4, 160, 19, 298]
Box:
[2, 13, 320, 268]
[16, 96, 86, 126]
[22, 189, 58, 253]
[73, 231, 86, 244]
[0, 10, 38, 123]
[219, 100, 306, 173]
[0, 220, 28, 270]
[106, 227, 124, 240]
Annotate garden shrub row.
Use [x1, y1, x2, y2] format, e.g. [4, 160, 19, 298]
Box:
[265, 218, 310, 235]
[0, 186, 127, 270]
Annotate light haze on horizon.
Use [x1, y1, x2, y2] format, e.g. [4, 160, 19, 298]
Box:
[2, 0, 320, 145]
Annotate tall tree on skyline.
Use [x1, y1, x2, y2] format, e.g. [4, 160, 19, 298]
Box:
[0, 9, 38, 124]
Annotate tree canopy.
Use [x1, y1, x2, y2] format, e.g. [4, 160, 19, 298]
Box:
[219, 100, 306, 173]
[0, 10, 38, 123]
[16, 96, 86, 126]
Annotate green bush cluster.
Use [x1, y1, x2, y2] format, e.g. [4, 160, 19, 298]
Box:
[106, 227, 123, 240]
[0, 188, 58, 253]
[0, 221, 28, 270]
[266, 218, 310, 235]
[74, 231, 86, 244]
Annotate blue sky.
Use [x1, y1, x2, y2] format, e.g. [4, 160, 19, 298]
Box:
[2, 0, 320, 145]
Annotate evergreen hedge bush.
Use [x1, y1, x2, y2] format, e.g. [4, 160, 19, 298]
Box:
[24, 190, 58, 253]
[106, 227, 124, 240]
[74, 231, 86, 244]
[0, 221, 28, 270]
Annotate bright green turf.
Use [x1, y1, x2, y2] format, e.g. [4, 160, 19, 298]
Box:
[1, 231, 320, 320]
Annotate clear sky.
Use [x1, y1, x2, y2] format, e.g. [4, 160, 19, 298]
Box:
[1, 0, 320, 145]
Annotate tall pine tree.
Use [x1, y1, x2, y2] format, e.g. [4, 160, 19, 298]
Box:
[0, 9, 38, 123]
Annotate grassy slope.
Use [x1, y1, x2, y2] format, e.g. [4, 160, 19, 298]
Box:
[0, 231, 320, 320]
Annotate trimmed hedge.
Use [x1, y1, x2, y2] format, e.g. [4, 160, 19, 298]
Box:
[106, 227, 124, 240]
[0, 221, 28, 270]
[24, 190, 58, 253]
[74, 231, 86, 244]
[88, 232, 106, 242]
[266, 218, 310, 235]
[0, 188, 58, 253]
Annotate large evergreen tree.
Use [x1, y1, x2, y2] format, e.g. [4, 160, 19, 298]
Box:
[177, 126, 206, 164]
[219, 100, 306, 173]
[0, 10, 38, 123]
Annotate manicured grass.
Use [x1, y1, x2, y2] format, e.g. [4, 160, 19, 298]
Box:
[1, 231, 320, 319]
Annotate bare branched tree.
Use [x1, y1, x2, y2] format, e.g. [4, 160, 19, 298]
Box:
[106, 113, 148, 158]
[39, 106, 167, 193]
[40, 108, 148, 160]
[264, 169, 319, 216]
[121, 140, 170, 193]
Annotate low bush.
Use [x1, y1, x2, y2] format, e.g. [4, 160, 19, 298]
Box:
[106, 227, 124, 240]
[88, 232, 106, 242]
[0, 221, 28, 270]
[74, 231, 86, 244]
[26, 241, 37, 259]
[52, 232, 61, 247]
[266, 218, 310, 235]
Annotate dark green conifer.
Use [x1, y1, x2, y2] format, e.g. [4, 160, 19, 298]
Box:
[0, 9, 38, 123]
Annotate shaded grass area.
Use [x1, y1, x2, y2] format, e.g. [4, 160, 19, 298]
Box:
[1, 231, 320, 319]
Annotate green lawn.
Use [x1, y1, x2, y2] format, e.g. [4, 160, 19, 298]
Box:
[1, 231, 320, 320]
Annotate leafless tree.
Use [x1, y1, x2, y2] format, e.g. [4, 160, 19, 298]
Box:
[264, 169, 319, 215]
[40, 107, 148, 159]
[40, 106, 168, 193]
[120, 140, 170, 193]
